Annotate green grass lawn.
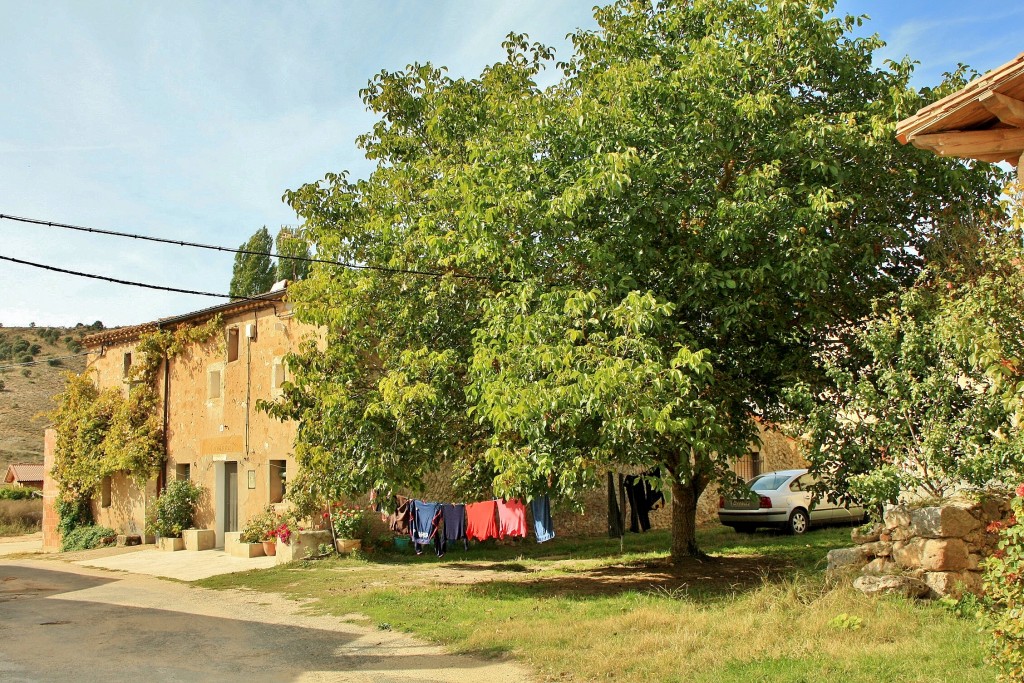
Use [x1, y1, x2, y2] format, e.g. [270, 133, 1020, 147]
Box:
[197, 525, 993, 682]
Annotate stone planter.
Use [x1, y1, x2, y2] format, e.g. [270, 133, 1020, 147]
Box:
[276, 530, 333, 564]
[225, 531, 265, 558]
[336, 538, 362, 554]
[262, 541, 277, 556]
[157, 537, 184, 552]
[183, 529, 215, 552]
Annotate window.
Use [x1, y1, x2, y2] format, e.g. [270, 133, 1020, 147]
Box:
[101, 476, 112, 508]
[272, 359, 286, 391]
[227, 328, 240, 362]
[790, 473, 816, 492]
[732, 450, 762, 481]
[207, 368, 222, 400]
[269, 459, 287, 504]
[749, 473, 790, 492]
[122, 352, 132, 377]
[175, 463, 191, 482]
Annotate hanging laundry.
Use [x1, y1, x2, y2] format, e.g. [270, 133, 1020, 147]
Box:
[389, 495, 412, 535]
[442, 503, 468, 550]
[530, 495, 555, 543]
[465, 500, 499, 541]
[625, 468, 665, 533]
[411, 500, 442, 548]
[607, 473, 623, 538]
[497, 499, 528, 539]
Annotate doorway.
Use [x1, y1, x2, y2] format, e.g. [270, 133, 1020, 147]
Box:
[215, 460, 239, 548]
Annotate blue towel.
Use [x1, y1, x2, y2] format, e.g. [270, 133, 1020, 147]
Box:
[531, 495, 555, 543]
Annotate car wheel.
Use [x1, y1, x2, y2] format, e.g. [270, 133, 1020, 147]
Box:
[788, 509, 810, 535]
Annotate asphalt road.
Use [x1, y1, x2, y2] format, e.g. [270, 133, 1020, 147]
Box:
[0, 558, 528, 683]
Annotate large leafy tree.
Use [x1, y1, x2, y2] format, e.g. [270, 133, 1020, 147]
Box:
[270, 0, 1002, 562]
[229, 226, 275, 298]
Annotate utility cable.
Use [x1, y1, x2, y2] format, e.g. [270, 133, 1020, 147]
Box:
[0, 212, 514, 283]
[0, 254, 264, 301]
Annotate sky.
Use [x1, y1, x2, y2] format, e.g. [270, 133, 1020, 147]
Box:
[0, 1, 1021, 328]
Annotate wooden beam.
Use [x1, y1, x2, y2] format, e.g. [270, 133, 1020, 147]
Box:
[980, 91, 1024, 128]
[912, 128, 1024, 160]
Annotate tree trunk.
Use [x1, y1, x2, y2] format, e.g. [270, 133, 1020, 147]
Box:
[670, 479, 702, 564]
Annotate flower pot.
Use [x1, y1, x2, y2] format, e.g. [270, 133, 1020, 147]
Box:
[336, 538, 362, 554]
[393, 536, 411, 551]
[262, 541, 277, 556]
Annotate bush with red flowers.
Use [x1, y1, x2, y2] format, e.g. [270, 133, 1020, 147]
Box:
[982, 484, 1024, 682]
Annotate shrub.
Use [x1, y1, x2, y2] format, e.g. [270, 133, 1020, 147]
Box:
[47, 358, 62, 367]
[982, 484, 1024, 682]
[146, 479, 203, 538]
[239, 505, 279, 543]
[0, 486, 37, 500]
[61, 525, 116, 552]
[56, 495, 93, 538]
[329, 503, 368, 540]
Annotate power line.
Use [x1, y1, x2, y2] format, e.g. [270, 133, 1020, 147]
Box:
[0, 351, 90, 371]
[0, 254, 260, 301]
[0, 212, 514, 283]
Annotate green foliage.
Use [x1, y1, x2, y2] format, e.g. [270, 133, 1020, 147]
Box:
[330, 502, 368, 540]
[982, 486, 1024, 682]
[827, 613, 863, 631]
[274, 226, 311, 283]
[229, 226, 275, 298]
[0, 487, 37, 500]
[49, 318, 220, 503]
[239, 505, 280, 543]
[268, 0, 1002, 560]
[790, 229, 1024, 511]
[55, 495, 92, 539]
[146, 479, 203, 538]
[60, 525, 116, 552]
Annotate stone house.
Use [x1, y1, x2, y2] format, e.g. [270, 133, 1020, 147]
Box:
[42, 280, 806, 548]
[42, 286, 314, 549]
[4, 463, 44, 490]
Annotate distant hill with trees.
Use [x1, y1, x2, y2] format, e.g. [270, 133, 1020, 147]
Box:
[0, 323, 95, 473]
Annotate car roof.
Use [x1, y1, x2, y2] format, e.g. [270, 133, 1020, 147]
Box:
[756, 468, 808, 478]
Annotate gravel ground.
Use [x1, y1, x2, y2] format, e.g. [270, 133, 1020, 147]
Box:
[0, 558, 530, 682]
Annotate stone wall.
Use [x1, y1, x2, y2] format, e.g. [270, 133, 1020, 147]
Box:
[828, 497, 1011, 598]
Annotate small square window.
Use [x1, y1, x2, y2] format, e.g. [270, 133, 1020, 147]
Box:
[227, 328, 240, 363]
[175, 463, 191, 481]
[207, 368, 222, 400]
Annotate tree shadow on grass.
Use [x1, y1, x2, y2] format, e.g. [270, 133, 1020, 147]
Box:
[453, 554, 798, 602]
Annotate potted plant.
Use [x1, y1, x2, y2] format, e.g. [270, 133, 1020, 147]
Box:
[239, 506, 278, 555]
[265, 519, 293, 556]
[330, 503, 365, 553]
[146, 480, 203, 551]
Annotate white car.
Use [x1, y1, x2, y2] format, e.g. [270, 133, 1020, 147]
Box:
[718, 468, 865, 534]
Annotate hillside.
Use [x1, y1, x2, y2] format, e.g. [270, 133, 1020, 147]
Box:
[0, 324, 95, 473]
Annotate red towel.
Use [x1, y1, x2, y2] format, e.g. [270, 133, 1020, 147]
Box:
[466, 500, 499, 541]
[497, 499, 527, 539]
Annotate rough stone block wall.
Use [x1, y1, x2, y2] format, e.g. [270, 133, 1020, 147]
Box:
[832, 497, 1012, 598]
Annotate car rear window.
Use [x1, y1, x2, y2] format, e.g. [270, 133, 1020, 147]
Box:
[749, 473, 790, 491]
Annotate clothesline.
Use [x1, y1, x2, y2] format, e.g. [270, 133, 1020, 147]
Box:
[380, 494, 556, 558]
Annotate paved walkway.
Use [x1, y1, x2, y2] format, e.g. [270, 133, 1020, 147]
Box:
[75, 547, 277, 581]
[0, 533, 43, 557]
[0, 558, 530, 682]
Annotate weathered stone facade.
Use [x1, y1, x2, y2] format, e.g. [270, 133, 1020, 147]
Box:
[43, 290, 318, 549]
[828, 497, 1012, 598]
